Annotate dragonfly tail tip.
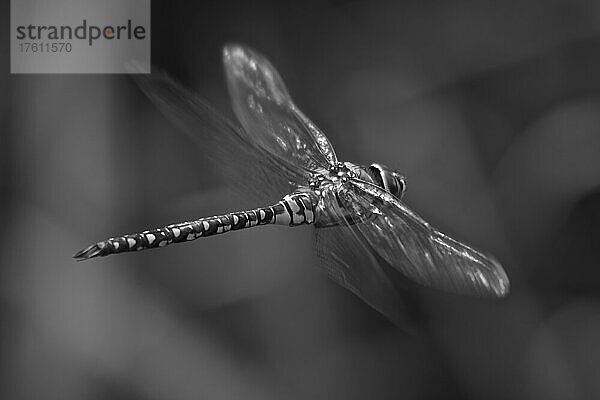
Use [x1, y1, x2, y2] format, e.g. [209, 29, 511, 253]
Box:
[73, 243, 102, 260]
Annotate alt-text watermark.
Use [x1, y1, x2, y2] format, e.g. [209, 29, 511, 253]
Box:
[11, 0, 150, 73]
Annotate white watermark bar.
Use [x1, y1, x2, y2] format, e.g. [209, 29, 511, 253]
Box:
[11, 0, 150, 74]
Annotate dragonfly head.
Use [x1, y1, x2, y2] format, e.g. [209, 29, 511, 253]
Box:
[368, 163, 407, 199]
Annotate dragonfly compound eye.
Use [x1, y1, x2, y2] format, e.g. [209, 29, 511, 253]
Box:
[368, 164, 406, 198]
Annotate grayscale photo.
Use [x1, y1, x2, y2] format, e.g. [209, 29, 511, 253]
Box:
[3, 1, 600, 399]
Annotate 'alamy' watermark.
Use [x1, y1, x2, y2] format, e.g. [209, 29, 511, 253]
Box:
[11, 0, 150, 74]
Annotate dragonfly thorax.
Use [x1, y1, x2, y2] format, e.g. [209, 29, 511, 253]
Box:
[308, 161, 407, 200]
[308, 162, 357, 193]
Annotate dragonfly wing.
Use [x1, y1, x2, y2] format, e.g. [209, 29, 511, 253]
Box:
[315, 228, 414, 327]
[314, 188, 410, 327]
[337, 179, 510, 297]
[132, 69, 301, 203]
[223, 44, 337, 172]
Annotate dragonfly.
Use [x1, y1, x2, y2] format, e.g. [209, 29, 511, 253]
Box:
[74, 45, 509, 325]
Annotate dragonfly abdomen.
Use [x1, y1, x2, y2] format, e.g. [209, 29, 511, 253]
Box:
[74, 193, 315, 260]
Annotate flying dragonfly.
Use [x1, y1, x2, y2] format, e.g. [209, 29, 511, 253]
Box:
[74, 45, 509, 324]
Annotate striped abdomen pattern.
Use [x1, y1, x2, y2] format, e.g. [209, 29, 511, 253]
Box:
[74, 193, 315, 260]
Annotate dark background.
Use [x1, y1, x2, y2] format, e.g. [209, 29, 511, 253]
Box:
[3, 1, 600, 399]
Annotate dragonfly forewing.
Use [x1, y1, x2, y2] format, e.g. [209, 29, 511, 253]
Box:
[223, 44, 337, 173]
[338, 179, 510, 297]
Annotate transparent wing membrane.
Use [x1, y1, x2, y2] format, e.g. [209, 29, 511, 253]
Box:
[223, 45, 337, 172]
[337, 179, 510, 298]
[314, 187, 410, 327]
[315, 227, 413, 327]
[132, 69, 299, 204]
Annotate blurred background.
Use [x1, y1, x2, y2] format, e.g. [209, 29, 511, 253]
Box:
[3, 0, 600, 399]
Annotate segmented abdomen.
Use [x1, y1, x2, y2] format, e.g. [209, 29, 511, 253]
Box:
[74, 192, 315, 260]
